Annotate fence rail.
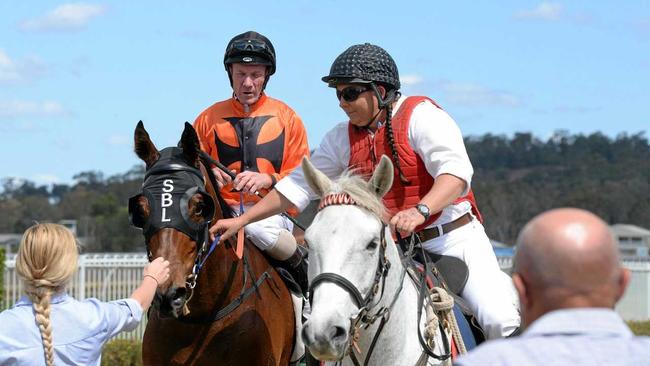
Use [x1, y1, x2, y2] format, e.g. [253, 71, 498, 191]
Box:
[3, 253, 149, 340]
[5, 252, 650, 340]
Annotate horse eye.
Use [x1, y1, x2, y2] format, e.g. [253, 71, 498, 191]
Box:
[366, 240, 378, 250]
[194, 202, 204, 217]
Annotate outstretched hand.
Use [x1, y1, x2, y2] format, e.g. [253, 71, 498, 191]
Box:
[210, 216, 247, 243]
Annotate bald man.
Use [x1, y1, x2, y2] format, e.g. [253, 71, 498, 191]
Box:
[456, 208, 650, 366]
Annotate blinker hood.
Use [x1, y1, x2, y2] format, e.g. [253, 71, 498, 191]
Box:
[129, 147, 215, 243]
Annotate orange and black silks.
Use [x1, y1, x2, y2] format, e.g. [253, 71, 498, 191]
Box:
[194, 94, 310, 214]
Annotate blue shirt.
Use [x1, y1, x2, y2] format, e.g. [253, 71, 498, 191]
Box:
[0, 293, 143, 366]
[455, 308, 650, 366]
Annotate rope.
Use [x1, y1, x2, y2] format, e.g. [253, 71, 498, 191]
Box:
[427, 287, 467, 356]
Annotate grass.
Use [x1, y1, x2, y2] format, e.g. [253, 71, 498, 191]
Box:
[627, 320, 650, 336]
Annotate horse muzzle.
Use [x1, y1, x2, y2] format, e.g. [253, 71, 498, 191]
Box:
[156, 286, 188, 318]
[302, 319, 349, 361]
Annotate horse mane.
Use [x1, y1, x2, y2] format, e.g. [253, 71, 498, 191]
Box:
[199, 154, 234, 219]
[329, 169, 386, 220]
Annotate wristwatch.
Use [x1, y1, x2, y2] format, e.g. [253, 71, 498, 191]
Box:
[415, 203, 430, 220]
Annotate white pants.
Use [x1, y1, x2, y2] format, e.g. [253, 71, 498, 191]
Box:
[232, 204, 294, 251]
[422, 218, 520, 339]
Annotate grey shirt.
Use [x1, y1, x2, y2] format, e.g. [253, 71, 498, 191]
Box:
[456, 308, 650, 366]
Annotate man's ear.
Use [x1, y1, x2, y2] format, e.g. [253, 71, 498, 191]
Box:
[615, 268, 631, 303]
[512, 273, 528, 308]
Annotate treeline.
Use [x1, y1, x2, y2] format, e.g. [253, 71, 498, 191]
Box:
[0, 166, 145, 252]
[1, 131, 648, 250]
[469, 131, 650, 243]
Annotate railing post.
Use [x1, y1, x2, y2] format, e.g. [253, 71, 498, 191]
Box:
[78, 254, 86, 300]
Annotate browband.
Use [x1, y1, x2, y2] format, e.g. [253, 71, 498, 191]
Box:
[318, 192, 357, 211]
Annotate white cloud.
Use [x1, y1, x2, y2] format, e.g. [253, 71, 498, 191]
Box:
[514, 2, 563, 21]
[0, 49, 47, 85]
[0, 100, 71, 119]
[107, 134, 129, 146]
[19, 3, 107, 32]
[437, 81, 522, 108]
[400, 74, 424, 87]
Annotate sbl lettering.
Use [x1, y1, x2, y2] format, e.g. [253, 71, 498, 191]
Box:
[161, 179, 174, 222]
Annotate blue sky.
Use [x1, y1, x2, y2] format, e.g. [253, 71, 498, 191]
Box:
[1, 1, 648, 185]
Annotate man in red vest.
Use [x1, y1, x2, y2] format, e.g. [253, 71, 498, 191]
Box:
[211, 43, 520, 339]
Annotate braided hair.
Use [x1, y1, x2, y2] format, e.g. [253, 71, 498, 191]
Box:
[16, 223, 78, 366]
[380, 89, 410, 185]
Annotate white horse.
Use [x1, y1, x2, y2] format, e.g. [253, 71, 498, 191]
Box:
[301, 155, 453, 366]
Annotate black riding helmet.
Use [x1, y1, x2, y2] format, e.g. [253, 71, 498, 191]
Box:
[324, 43, 411, 184]
[224, 31, 276, 88]
[322, 43, 400, 107]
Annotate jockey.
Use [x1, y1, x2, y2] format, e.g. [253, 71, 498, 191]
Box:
[212, 43, 520, 339]
[193, 31, 310, 294]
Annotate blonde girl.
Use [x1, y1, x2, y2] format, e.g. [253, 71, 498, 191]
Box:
[0, 223, 169, 365]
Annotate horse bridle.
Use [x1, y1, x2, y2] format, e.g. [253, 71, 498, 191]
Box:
[128, 148, 218, 297]
[308, 193, 403, 366]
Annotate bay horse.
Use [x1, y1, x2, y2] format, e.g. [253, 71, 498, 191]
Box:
[301, 155, 455, 366]
[129, 121, 295, 365]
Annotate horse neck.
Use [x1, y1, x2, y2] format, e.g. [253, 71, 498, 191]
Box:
[187, 163, 244, 316]
[356, 230, 429, 366]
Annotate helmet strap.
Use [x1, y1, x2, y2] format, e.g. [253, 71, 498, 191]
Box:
[358, 83, 399, 129]
[360, 108, 384, 130]
[370, 83, 398, 109]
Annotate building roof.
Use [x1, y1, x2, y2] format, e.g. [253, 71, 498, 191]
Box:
[610, 224, 650, 238]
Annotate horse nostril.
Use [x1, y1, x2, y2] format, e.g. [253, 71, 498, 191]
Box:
[331, 325, 346, 342]
[172, 287, 187, 301]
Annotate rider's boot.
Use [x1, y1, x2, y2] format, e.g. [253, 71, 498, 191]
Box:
[267, 229, 309, 298]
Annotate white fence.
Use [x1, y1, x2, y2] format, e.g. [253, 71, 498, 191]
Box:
[3, 253, 149, 340]
[4, 253, 650, 341]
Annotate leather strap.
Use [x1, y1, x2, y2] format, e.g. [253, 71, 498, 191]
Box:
[416, 212, 472, 243]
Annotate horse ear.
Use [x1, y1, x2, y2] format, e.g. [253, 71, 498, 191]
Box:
[134, 121, 160, 167]
[369, 155, 394, 198]
[302, 156, 332, 197]
[180, 122, 200, 166]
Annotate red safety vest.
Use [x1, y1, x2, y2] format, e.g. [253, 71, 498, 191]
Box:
[348, 96, 483, 231]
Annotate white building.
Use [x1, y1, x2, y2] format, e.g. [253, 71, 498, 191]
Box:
[611, 224, 650, 258]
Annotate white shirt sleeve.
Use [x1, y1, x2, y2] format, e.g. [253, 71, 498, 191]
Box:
[407, 99, 474, 196]
[275, 122, 350, 211]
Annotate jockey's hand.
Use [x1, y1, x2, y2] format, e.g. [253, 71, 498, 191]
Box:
[234, 171, 273, 194]
[390, 207, 425, 236]
[211, 167, 234, 190]
[210, 216, 246, 243]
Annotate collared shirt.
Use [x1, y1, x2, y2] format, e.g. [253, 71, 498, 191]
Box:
[455, 308, 650, 366]
[275, 95, 474, 225]
[0, 293, 143, 366]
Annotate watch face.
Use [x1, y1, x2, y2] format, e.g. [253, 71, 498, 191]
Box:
[417, 204, 429, 218]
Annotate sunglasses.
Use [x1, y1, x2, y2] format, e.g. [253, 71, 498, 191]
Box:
[336, 86, 371, 102]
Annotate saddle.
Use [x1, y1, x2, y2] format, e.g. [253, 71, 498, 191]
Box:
[406, 242, 469, 296]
